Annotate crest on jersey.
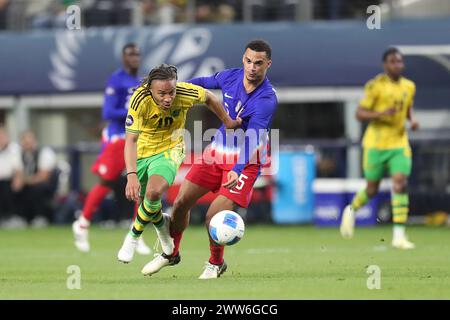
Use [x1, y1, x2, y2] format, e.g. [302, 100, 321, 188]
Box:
[105, 87, 115, 95]
[172, 109, 181, 117]
[126, 115, 134, 126]
[235, 100, 242, 114]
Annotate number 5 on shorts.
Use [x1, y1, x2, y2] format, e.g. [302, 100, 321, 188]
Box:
[235, 174, 248, 190]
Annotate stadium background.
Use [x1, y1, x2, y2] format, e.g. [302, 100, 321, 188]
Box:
[2, 0, 449, 228]
[1, 0, 450, 300]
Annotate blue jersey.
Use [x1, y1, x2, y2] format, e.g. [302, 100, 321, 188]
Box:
[102, 69, 140, 142]
[188, 68, 278, 175]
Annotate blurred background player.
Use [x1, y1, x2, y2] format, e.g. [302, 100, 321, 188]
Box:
[141, 40, 278, 279]
[72, 43, 151, 254]
[0, 126, 23, 225]
[16, 130, 58, 227]
[117, 64, 240, 269]
[340, 48, 419, 249]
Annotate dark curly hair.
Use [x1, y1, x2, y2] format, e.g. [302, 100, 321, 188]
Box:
[142, 64, 178, 91]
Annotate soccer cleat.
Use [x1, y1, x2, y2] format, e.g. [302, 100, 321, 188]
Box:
[340, 205, 355, 239]
[392, 237, 415, 250]
[198, 261, 228, 280]
[117, 233, 139, 263]
[136, 236, 152, 255]
[141, 253, 181, 276]
[72, 220, 90, 252]
[153, 213, 174, 255]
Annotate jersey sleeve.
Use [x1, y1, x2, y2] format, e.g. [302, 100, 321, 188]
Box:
[10, 144, 23, 172]
[359, 80, 378, 110]
[102, 75, 128, 120]
[125, 87, 147, 134]
[187, 69, 232, 89]
[38, 147, 57, 171]
[176, 82, 207, 106]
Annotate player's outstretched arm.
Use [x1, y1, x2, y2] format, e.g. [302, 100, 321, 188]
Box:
[204, 89, 242, 129]
[102, 80, 127, 120]
[188, 75, 220, 89]
[124, 132, 141, 202]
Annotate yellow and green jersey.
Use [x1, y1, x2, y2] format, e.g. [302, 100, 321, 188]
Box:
[125, 81, 207, 159]
[359, 74, 416, 149]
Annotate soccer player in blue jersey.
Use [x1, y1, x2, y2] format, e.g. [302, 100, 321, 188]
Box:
[140, 40, 278, 279]
[72, 43, 150, 254]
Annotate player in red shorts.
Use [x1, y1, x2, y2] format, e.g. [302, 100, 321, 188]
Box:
[72, 43, 150, 254]
[140, 40, 278, 279]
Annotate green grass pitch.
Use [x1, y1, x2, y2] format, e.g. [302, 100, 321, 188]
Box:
[1, 225, 449, 299]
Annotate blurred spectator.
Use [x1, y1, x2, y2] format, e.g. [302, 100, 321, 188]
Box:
[140, 0, 159, 24]
[158, 0, 178, 24]
[0, 0, 9, 30]
[0, 126, 24, 224]
[314, 0, 382, 20]
[84, 0, 135, 26]
[16, 130, 59, 227]
[27, 0, 75, 29]
[249, 0, 297, 21]
[216, 3, 236, 23]
[195, 0, 238, 23]
[136, 0, 188, 25]
[195, 2, 215, 23]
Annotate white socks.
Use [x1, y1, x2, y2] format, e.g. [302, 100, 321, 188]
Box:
[393, 224, 406, 241]
[78, 215, 91, 228]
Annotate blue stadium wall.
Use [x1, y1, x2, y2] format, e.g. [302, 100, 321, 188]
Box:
[1, 18, 450, 108]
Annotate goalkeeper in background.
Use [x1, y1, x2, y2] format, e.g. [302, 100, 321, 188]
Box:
[340, 47, 419, 249]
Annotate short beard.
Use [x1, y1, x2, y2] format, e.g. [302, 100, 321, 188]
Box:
[246, 74, 261, 84]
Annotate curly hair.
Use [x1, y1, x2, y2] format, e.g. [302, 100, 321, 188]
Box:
[142, 64, 178, 91]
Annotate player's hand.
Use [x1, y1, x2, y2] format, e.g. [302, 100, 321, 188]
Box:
[11, 177, 24, 192]
[125, 174, 141, 202]
[224, 117, 242, 129]
[222, 170, 239, 189]
[410, 120, 419, 131]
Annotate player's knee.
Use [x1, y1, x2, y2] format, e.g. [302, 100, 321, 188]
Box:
[145, 189, 163, 201]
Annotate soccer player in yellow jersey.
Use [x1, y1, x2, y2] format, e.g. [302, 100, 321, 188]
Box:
[340, 48, 419, 249]
[117, 64, 241, 266]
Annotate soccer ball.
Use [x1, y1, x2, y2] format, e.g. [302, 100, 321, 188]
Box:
[209, 210, 245, 246]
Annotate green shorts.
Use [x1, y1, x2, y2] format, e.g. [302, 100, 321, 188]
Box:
[363, 147, 412, 181]
[136, 144, 185, 197]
